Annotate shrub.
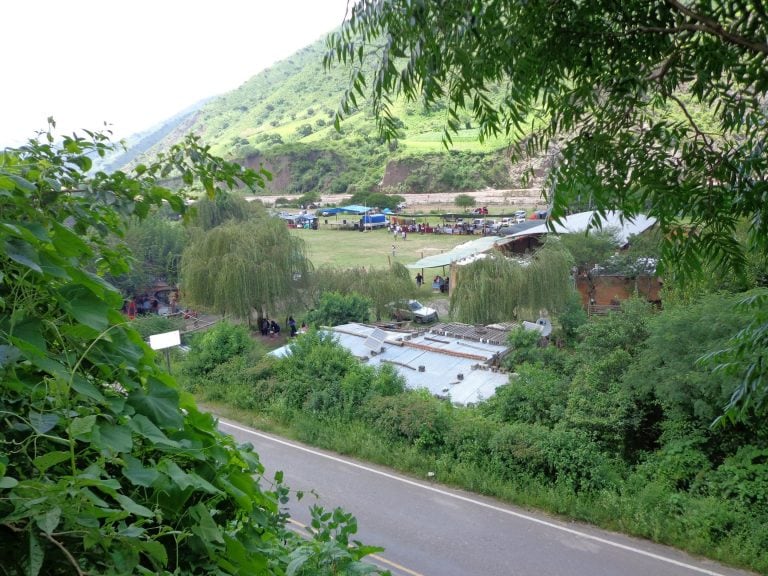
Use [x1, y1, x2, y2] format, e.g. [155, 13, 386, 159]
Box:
[362, 391, 451, 451]
[130, 314, 185, 339]
[633, 436, 712, 491]
[488, 423, 620, 492]
[707, 446, 768, 513]
[454, 193, 476, 208]
[484, 364, 568, 427]
[182, 321, 253, 377]
[305, 291, 372, 327]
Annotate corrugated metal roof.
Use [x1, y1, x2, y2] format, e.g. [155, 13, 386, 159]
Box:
[269, 322, 512, 405]
[504, 210, 656, 246]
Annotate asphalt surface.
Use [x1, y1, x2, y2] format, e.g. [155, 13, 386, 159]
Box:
[219, 419, 757, 576]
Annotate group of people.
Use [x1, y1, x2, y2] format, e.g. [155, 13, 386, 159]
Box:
[260, 316, 307, 338]
[125, 296, 158, 319]
[391, 224, 408, 240]
[432, 275, 449, 293]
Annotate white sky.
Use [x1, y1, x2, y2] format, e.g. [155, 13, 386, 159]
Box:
[2, 0, 352, 146]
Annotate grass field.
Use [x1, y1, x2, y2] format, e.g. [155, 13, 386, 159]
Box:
[289, 224, 475, 271]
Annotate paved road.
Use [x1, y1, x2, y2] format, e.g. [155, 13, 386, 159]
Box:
[219, 419, 756, 576]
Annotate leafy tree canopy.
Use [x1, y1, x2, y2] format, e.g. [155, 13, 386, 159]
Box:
[326, 0, 768, 419]
[306, 291, 372, 327]
[0, 125, 378, 574]
[348, 191, 405, 211]
[454, 194, 475, 208]
[181, 213, 312, 323]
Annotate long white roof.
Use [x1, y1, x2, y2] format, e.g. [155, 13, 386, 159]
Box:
[505, 211, 656, 246]
[406, 236, 502, 269]
[269, 323, 510, 405]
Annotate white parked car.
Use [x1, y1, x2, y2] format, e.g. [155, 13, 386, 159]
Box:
[389, 299, 439, 323]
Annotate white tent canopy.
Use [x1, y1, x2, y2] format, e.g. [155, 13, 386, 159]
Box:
[406, 236, 502, 269]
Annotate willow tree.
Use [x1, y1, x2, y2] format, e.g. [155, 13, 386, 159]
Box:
[190, 192, 261, 231]
[312, 261, 415, 321]
[181, 216, 312, 323]
[450, 240, 574, 324]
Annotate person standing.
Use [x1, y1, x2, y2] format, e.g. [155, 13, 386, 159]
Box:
[415, 272, 423, 287]
[289, 316, 297, 337]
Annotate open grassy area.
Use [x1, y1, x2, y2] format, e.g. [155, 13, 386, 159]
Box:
[289, 224, 474, 270]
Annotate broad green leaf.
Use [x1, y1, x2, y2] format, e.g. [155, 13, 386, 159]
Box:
[114, 493, 154, 517]
[8, 173, 36, 193]
[68, 267, 122, 305]
[286, 549, 312, 576]
[51, 221, 91, 257]
[190, 502, 225, 544]
[35, 507, 61, 534]
[69, 415, 98, 438]
[129, 414, 179, 447]
[118, 524, 145, 538]
[122, 455, 160, 487]
[29, 411, 59, 434]
[71, 155, 93, 172]
[0, 476, 18, 489]
[158, 460, 193, 491]
[4, 238, 41, 273]
[38, 252, 68, 279]
[12, 318, 47, 354]
[136, 539, 168, 567]
[58, 285, 110, 332]
[32, 451, 70, 473]
[70, 374, 105, 402]
[28, 532, 43, 576]
[18, 222, 49, 242]
[94, 423, 133, 454]
[127, 378, 183, 428]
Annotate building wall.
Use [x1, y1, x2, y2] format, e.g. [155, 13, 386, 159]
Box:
[576, 274, 662, 307]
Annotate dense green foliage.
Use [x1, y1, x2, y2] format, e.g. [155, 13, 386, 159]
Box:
[182, 322, 253, 378]
[0, 128, 381, 574]
[453, 194, 475, 208]
[305, 292, 372, 327]
[449, 239, 574, 323]
[327, 0, 768, 419]
[311, 263, 415, 322]
[112, 209, 186, 294]
[185, 294, 768, 572]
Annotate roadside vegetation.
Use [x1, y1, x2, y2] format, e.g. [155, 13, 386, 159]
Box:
[177, 293, 768, 573]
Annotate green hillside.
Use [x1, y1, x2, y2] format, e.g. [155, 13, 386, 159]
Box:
[130, 38, 517, 196]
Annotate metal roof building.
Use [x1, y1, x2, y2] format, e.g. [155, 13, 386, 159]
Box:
[502, 210, 657, 247]
[270, 322, 511, 405]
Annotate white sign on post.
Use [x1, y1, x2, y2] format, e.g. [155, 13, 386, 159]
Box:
[149, 330, 181, 351]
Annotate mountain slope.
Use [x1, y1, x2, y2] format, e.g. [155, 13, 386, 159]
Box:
[121, 37, 522, 196]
